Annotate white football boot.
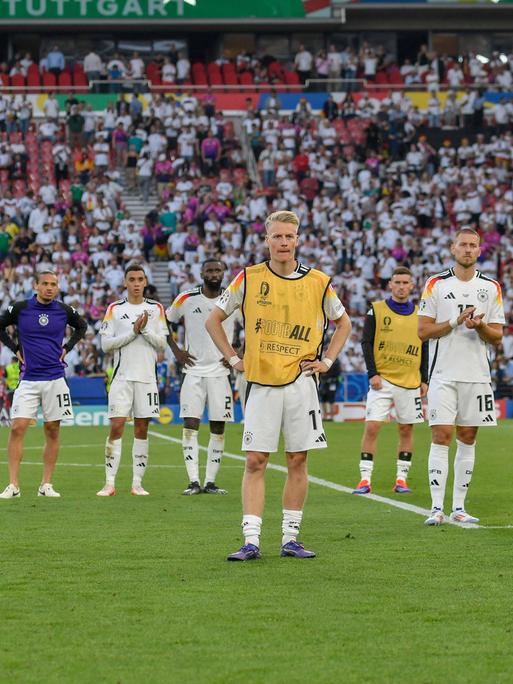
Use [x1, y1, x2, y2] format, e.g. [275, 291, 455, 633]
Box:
[449, 509, 480, 524]
[0, 484, 21, 499]
[131, 485, 150, 496]
[97, 484, 116, 497]
[424, 508, 445, 526]
[38, 483, 61, 497]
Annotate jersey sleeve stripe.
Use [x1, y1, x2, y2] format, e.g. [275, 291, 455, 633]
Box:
[423, 276, 440, 297]
[155, 302, 166, 320]
[104, 302, 119, 321]
[229, 270, 245, 292]
[174, 293, 191, 307]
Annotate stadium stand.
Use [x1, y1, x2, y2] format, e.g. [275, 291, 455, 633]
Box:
[1, 39, 513, 400]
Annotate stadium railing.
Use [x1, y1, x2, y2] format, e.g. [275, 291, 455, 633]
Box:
[0, 77, 505, 96]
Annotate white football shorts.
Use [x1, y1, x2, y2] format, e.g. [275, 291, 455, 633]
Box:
[427, 378, 497, 427]
[11, 377, 73, 423]
[180, 373, 233, 422]
[108, 379, 160, 419]
[242, 372, 327, 453]
[365, 379, 424, 424]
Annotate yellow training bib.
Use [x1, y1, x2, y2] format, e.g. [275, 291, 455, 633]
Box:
[243, 263, 330, 387]
[372, 300, 422, 389]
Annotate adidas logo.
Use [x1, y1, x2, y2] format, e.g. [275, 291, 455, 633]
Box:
[63, 410, 72, 416]
[223, 412, 231, 418]
[315, 433, 327, 443]
[192, 307, 202, 314]
[483, 414, 494, 423]
[416, 413, 424, 420]
[444, 292, 456, 300]
[121, 313, 130, 319]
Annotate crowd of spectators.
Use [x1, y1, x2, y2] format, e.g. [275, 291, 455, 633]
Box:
[0, 88, 248, 397]
[1, 74, 513, 398]
[5, 41, 513, 95]
[292, 42, 513, 90]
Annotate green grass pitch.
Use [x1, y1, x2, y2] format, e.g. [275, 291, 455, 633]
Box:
[1, 421, 513, 683]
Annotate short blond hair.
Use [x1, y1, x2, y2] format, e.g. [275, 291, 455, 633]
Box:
[265, 210, 300, 233]
[454, 227, 481, 244]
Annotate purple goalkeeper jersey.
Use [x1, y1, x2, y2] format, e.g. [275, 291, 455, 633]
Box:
[0, 296, 87, 381]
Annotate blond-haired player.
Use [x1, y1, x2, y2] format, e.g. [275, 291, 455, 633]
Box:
[418, 228, 504, 525]
[206, 210, 352, 561]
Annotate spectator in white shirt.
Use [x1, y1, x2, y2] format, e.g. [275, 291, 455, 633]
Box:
[162, 58, 176, 83]
[294, 44, 313, 83]
[84, 51, 103, 90]
[176, 53, 190, 84]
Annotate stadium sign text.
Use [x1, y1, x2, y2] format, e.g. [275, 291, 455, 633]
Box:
[0, 0, 305, 19]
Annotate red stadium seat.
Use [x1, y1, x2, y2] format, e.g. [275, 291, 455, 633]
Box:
[284, 70, 301, 93]
[268, 61, 285, 81]
[10, 73, 26, 91]
[375, 71, 389, 86]
[59, 72, 72, 88]
[43, 71, 57, 88]
[0, 73, 8, 87]
[27, 71, 41, 88]
[73, 73, 89, 90]
[240, 72, 254, 87]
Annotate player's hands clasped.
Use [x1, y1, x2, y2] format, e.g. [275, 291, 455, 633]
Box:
[369, 374, 383, 390]
[133, 310, 149, 334]
[301, 360, 330, 376]
[464, 313, 484, 330]
[457, 306, 476, 326]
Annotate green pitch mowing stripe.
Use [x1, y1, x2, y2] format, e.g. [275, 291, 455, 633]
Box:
[148, 429, 485, 529]
[1, 423, 513, 684]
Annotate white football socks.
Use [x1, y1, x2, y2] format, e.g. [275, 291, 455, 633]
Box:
[452, 440, 475, 512]
[182, 428, 199, 484]
[282, 509, 303, 545]
[205, 433, 224, 486]
[396, 451, 412, 481]
[359, 453, 374, 483]
[132, 438, 149, 486]
[428, 443, 449, 510]
[242, 514, 262, 547]
[105, 437, 122, 486]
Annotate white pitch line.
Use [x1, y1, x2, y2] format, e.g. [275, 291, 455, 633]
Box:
[148, 430, 513, 530]
[0, 460, 243, 469]
[0, 444, 103, 452]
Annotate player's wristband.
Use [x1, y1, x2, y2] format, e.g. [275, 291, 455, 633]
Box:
[449, 316, 459, 329]
[228, 355, 240, 367]
[321, 357, 333, 369]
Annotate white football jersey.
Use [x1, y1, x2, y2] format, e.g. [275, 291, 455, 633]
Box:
[166, 287, 241, 377]
[100, 298, 168, 383]
[419, 268, 505, 383]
